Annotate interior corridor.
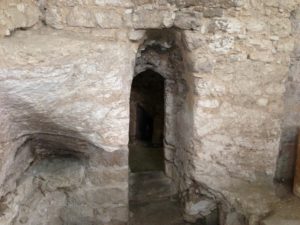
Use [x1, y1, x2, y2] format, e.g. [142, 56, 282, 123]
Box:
[128, 70, 186, 225]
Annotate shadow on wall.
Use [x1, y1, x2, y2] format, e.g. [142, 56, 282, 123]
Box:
[0, 91, 128, 225]
[274, 8, 300, 189]
[275, 127, 298, 185]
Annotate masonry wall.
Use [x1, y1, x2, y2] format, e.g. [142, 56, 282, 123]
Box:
[276, 7, 300, 183]
[0, 0, 299, 224]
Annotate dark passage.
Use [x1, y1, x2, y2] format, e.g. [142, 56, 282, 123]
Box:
[129, 70, 165, 172]
[136, 104, 153, 142]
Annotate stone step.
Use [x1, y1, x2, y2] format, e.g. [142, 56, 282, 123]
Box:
[129, 199, 186, 225]
[129, 171, 174, 202]
[261, 197, 300, 225]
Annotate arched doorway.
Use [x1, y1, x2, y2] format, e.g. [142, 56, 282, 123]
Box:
[129, 69, 165, 172]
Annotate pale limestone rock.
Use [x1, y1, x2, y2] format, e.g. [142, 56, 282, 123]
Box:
[95, 0, 133, 7]
[270, 17, 292, 37]
[45, 7, 66, 29]
[257, 98, 269, 106]
[190, 56, 215, 73]
[132, 9, 175, 29]
[197, 99, 220, 108]
[203, 8, 224, 18]
[209, 18, 243, 34]
[67, 7, 96, 27]
[128, 29, 146, 41]
[94, 9, 123, 28]
[209, 34, 235, 53]
[0, 1, 299, 225]
[249, 50, 274, 62]
[182, 30, 205, 51]
[245, 18, 267, 32]
[174, 10, 202, 29]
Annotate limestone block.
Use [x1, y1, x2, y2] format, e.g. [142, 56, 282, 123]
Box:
[248, 38, 273, 51]
[32, 157, 85, 192]
[245, 18, 267, 32]
[89, 149, 128, 167]
[85, 187, 128, 205]
[249, 50, 274, 62]
[87, 168, 128, 186]
[128, 29, 146, 41]
[194, 79, 226, 97]
[95, 9, 123, 28]
[182, 30, 205, 51]
[186, 199, 217, 216]
[189, 56, 215, 73]
[5, 7, 28, 28]
[132, 8, 175, 29]
[66, 6, 96, 27]
[203, 8, 224, 18]
[209, 34, 235, 53]
[174, 10, 202, 30]
[270, 17, 292, 38]
[208, 18, 243, 34]
[45, 6, 66, 29]
[95, 0, 133, 7]
[0, 2, 40, 36]
[256, 98, 269, 106]
[277, 38, 295, 53]
[198, 99, 220, 108]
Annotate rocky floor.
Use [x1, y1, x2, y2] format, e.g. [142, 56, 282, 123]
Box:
[128, 141, 187, 225]
[129, 171, 187, 225]
[129, 142, 164, 172]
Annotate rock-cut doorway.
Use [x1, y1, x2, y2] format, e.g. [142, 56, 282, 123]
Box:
[129, 69, 165, 172]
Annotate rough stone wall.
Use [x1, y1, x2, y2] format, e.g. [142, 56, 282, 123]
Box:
[0, 31, 135, 224]
[0, 0, 300, 224]
[276, 7, 300, 183]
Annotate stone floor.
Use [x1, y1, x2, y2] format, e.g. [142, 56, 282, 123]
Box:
[129, 142, 164, 172]
[128, 142, 300, 225]
[128, 141, 187, 225]
[129, 171, 187, 225]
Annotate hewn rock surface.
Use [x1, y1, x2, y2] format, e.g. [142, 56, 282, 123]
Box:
[0, 0, 300, 224]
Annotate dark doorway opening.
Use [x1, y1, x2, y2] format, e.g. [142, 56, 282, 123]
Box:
[129, 70, 165, 172]
[136, 104, 153, 143]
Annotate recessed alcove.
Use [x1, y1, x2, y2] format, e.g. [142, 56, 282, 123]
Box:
[129, 69, 165, 172]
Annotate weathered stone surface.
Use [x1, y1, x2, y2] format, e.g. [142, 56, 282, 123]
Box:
[0, 29, 134, 225]
[66, 7, 96, 27]
[95, 9, 124, 28]
[0, 1, 299, 225]
[0, 1, 40, 36]
[174, 10, 202, 29]
[132, 9, 175, 29]
[128, 29, 146, 41]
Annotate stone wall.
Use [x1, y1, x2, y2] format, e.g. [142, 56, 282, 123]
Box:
[0, 0, 300, 224]
[0, 31, 135, 224]
[276, 7, 300, 183]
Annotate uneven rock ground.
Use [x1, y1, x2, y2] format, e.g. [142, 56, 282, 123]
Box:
[129, 171, 187, 225]
[129, 142, 187, 225]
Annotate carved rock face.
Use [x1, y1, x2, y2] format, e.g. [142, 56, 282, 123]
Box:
[0, 0, 299, 224]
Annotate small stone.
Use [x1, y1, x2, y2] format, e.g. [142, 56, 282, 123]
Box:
[209, 34, 235, 53]
[203, 8, 224, 18]
[67, 7, 96, 27]
[95, 10, 123, 29]
[128, 29, 146, 41]
[185, 198, 217, 217]
[257, 98, 269, 106]
[249, 51, 274, 62]
[198, 99, 220, 108]
[174, 10, 202, 30]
